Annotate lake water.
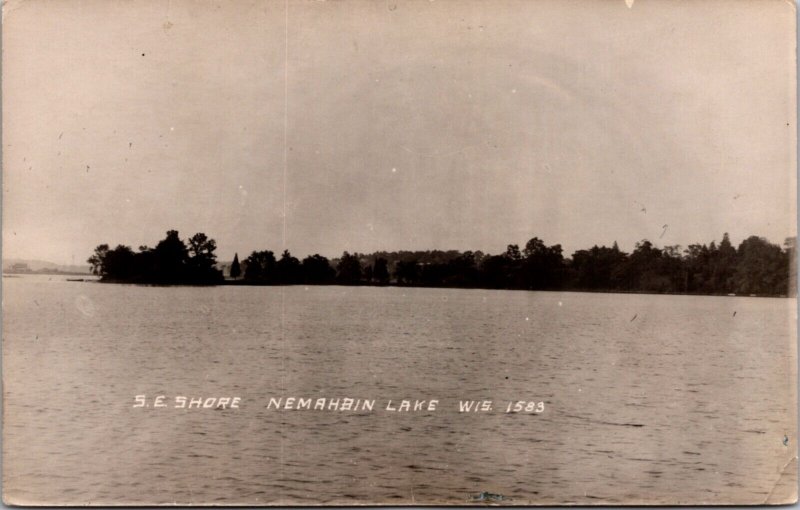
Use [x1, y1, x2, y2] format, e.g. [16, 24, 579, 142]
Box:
[2, 274, 796, 505]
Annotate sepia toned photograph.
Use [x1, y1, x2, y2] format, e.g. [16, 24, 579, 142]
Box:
[2, 0, 797, 505]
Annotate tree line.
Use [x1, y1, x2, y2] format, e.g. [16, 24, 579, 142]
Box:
[88, 230, 223, 284]
[89, 231, 793, 296]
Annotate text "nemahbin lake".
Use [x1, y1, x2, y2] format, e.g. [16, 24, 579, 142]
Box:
[266, 397, 545, 413]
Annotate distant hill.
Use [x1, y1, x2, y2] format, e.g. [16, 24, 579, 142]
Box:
[3, 259, 91, 274]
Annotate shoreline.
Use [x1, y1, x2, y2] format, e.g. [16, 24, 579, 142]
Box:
[75, 277, 791, 298]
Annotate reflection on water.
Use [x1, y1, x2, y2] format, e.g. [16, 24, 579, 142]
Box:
[3, 275, 796, 504]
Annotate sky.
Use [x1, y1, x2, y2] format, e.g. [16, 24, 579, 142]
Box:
[2, 0, 796, 265]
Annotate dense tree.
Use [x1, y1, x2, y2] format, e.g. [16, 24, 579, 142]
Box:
[684, 243, 714, 293]
[443, 252, 479, 287]
[733, 236, 789, 295]
[243, 250, 276, 283]
[87, 231, 222, 284]
[185, 232, 220, 282]
[522, 237, 564, 289]
[152, 230, 190, 282]
[301, 254, 335, 284]
[275, 250, 302, 284]
[613, 240, 664, 292]
[103, 245, 137, 280]
[480, 254, 514, 289]
[88, 244, 110, 276]
[187, 233, 218, 270]
[373, 258, 390, 285]
[395, 260, 419, 285]
[570, 243, 627, 290]
[710, 232, 737, 293]
[230, 253, 241, 279]
[336, 252, 362, 284]
[506, 244, 522, 261]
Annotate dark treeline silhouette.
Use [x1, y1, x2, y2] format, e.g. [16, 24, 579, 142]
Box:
[240, 250, 336, 285]
[88, 230, 223, 284]
[91, 231, 794, 296]
[235, 233, 792, 296]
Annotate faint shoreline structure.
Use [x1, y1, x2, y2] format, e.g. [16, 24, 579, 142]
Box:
[2, 260, 91, 276]
[6, 262, 31, 274]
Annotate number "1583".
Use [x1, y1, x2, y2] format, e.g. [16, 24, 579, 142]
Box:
[505, 401, 545, 413]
